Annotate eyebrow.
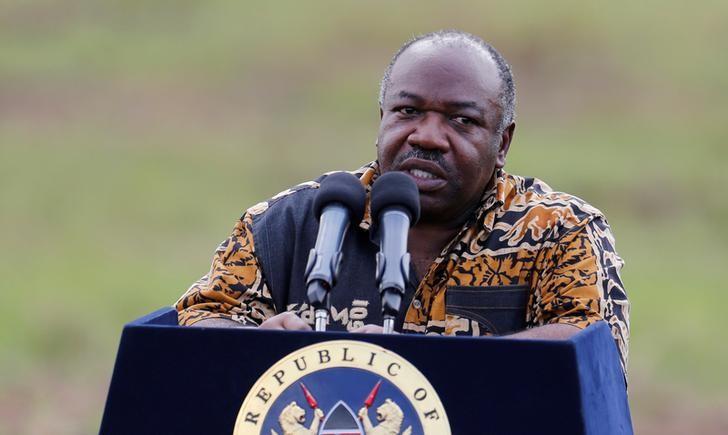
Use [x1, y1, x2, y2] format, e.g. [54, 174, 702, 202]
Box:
[395, 91, 486, 118]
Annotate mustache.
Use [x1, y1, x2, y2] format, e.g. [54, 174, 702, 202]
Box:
[392, 149, 449, 172]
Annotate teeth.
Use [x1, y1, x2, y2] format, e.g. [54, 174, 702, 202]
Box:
[409, 169, 437, 179]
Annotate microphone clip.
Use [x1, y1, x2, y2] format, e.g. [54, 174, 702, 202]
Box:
[375, 249, 411, 334]
[304, 248, 343, 332]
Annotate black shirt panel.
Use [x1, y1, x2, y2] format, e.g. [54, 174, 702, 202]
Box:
[252, 186, 393, 330]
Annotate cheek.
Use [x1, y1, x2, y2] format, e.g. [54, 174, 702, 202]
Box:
[453, 141, 497, 186]
[379, 123, 408, 144]
[377, 123, 410, 165]
[474, 138, 499, 166]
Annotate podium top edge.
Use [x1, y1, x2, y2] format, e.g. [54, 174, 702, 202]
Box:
[123, 307, 608, 349]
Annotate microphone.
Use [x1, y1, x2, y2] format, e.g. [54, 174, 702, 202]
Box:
[305, 172, 366, 332]
[370, 171, 420, 334]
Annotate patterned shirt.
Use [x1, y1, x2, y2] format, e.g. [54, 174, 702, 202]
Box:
[176, 162, 630, 371]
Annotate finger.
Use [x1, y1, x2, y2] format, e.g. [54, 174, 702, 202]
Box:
[259, 317, 285, 330]
[282, 313, 312, 331]
[260, 313, 296, 330]
[351, 324, 384, 334]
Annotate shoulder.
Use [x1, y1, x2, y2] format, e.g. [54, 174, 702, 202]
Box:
[244, 179, 319, 220]
[495, 172, 607, 243]
[243, 162, 375, 223]
[235, 163, 374, 290]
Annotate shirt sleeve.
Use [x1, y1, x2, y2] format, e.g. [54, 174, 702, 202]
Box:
[175, 213, 277, 326]
[530, 216, 630, 371]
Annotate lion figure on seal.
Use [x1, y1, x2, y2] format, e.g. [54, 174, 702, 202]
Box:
[358, 398, 412, 435]
[271, 401, 324, 435]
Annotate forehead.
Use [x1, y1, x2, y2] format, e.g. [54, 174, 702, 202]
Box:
[386, 40, 503, 108]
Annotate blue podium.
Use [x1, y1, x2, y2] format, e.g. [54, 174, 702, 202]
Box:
[100, 307, 631, 434]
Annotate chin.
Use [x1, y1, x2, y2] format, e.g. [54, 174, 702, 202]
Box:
[417, 202, 451, 224]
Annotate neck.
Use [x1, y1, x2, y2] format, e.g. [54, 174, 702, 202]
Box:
[405, 186, 492, 277]
[407, 222, 462, 280]
[408, 222, 460, 251]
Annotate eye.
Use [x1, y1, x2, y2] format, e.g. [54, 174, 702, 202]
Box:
[397, 106, 419, 116]
[452, 115, 476, 126]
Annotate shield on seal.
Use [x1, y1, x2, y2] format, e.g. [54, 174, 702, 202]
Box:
[320, 400, 363, 435]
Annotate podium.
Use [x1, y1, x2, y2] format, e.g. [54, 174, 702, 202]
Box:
[100, 307, 632, 434]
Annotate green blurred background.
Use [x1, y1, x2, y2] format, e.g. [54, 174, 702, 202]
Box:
[1, 1, 726, 433]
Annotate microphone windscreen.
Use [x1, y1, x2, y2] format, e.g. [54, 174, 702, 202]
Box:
[313, 172, 367, 224]
[371, 171, 421, 225]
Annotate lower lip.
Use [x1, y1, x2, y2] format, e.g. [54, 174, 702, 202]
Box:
[404, 171, 447, 192]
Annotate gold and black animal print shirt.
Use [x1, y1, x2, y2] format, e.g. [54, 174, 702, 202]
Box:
[176, 162, 630, 371]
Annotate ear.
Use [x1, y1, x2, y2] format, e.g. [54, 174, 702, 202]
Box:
[376, 107, 384, 147]
[495, 122, 515, 169]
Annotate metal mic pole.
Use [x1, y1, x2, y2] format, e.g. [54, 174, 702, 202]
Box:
[382, 315, 396, 335]
[307, 280, 331, 332]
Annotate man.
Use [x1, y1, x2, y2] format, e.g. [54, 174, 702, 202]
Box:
[175, 30, 630, 373]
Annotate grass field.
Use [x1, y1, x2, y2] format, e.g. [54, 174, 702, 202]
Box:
[1, 1, 727, 433]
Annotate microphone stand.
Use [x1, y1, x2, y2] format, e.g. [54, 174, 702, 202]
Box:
[307, 280, 332, 332]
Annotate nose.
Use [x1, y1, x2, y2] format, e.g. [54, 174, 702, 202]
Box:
[407, 112, 449, 152]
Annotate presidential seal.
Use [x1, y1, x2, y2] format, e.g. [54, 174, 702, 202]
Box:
[233, 340, 450, 435]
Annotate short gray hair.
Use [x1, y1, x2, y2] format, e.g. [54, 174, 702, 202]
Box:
[379, 30, 516, 133]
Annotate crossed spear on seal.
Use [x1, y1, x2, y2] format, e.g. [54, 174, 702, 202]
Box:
[363, 380, 382, 409]
[299, 382, 319, 411]
[295, 382, 325, 435]
[299, 380, 382, 416]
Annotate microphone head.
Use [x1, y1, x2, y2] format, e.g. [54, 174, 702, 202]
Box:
[313, 172, 367, 224]
[371, 171, 421, 226]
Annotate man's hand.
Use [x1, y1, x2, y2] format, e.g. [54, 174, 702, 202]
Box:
[350, 324, 398, 334]
[191, 312, 311, 330]
[190, 318, 247, 328]
[507, 323, 580, 340]
[259, 312, 312, 331]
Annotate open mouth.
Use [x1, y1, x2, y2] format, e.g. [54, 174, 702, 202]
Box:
[397, 158, 448, 191]
[407, 168, 439, 180]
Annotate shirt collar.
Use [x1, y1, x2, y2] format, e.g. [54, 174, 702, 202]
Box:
[475, 168, 507, 233]
[356, 161, 378, 231]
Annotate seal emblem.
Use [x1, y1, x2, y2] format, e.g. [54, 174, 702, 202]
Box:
[233, 340, 450, 435]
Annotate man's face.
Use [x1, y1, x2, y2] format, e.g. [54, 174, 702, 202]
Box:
[377, 41, 513, 225]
